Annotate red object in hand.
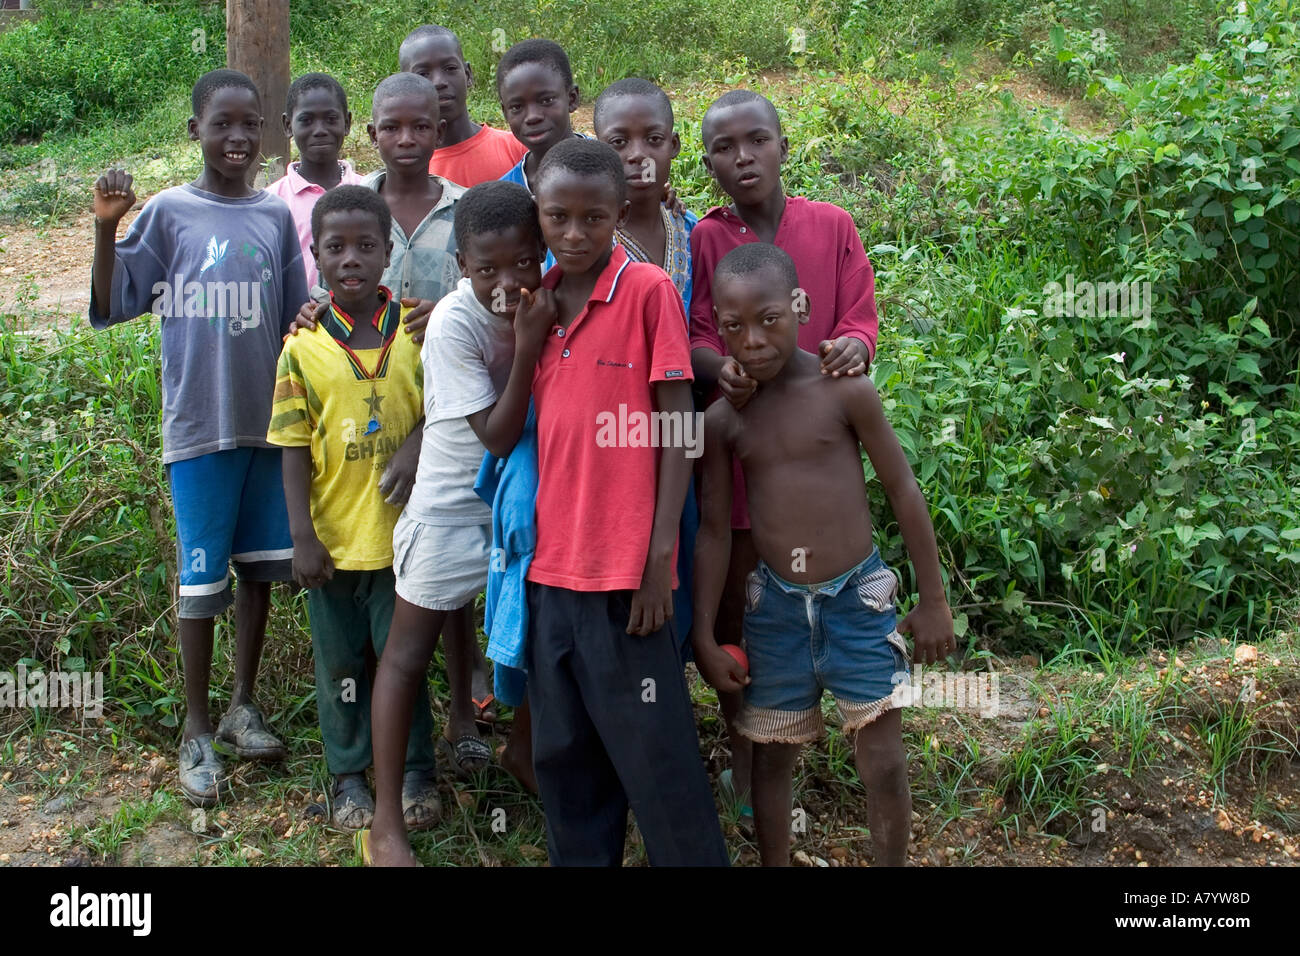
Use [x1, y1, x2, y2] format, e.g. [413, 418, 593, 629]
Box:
[719, 644, 749, 674]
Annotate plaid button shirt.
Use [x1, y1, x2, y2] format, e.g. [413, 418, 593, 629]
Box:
[360, 170, 466, 305]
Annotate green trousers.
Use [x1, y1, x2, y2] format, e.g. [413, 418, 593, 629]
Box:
[306, 568, 437, 775]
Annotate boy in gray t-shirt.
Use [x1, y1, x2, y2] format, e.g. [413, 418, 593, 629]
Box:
[90, 69, 309, 808]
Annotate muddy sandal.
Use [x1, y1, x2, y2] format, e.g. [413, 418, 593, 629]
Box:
[331, 773, 375, 830]
[438, 734, 491, 778]
[401, 769, 442, 831]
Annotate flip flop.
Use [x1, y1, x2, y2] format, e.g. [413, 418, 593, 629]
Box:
[438, 734, 491, 779]
[472, 693, 498, 727]
[355, 829, 373, 866]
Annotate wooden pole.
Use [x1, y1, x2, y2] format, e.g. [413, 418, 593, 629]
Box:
[226, 0, 290, 187]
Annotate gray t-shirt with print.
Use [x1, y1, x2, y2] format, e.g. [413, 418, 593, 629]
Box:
[89, 184, 309, 464]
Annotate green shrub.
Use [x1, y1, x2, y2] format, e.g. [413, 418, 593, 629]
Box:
[0, 0, 224, 142]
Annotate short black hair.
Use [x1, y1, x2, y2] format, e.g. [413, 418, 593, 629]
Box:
[192, 68, 261, 118]
[286, 72, 348, 116]
[714, 242, 800, 293]
[496, 39, 573, 95]
[702, 89, 782, 144]
[399, 24, 463, 61]
[311, 185, 393, 246]
[535, 138, 626, 204]
[371, 72, 440, 118]
[592, 77, 674, 132]
[454, 181, 543, 252]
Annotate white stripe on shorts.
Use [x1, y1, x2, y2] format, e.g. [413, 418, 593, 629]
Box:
[179, 575, 232, 596]
[231, 548, 294, 562]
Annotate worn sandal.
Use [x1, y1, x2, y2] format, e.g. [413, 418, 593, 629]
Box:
[331, 773, 375, 830]
[215, 703, 288, 762]
[472, 693, 498, 726]
[178, 734, 226, 807]
[438, 733, 491, 778]
[401, 769, 442, 831]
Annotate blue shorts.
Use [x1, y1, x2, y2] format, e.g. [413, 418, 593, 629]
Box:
[737, 547, 910, 743]
[166, 447, 293, 619]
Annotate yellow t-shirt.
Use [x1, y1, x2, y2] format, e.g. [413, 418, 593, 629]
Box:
[267, 304, 422, 569]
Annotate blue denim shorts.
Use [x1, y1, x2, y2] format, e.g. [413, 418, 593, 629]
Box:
[737, 547, 910, 743]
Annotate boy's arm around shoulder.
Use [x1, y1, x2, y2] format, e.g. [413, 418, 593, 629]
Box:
[691, 399, 750, 692]
[842, 375, 954, 664]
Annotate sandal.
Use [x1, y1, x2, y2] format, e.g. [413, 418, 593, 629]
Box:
[215, 703, 288, 762]
[438, 733, 491, 779]
[178, 734, 225, 807]
[472, 693, 498, 727]
[331, 773, 375, 830]
[401, 769, 442, 831]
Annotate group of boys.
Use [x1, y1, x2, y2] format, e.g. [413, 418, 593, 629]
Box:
[89, 25, 954, 868]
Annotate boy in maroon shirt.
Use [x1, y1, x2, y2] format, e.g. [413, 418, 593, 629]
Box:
[689, 88, 881, 817]
[518, 138, 727, 865]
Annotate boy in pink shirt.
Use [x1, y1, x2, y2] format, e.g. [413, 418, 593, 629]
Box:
[265, 73, 365, 290]
[399, 25, 527, 187]
[688, 88, 881, 819]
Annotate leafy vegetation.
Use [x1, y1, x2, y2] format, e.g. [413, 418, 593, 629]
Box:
[1, 0, 1298, 862]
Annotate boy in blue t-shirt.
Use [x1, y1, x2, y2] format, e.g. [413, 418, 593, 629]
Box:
[90, 69, 309, 807]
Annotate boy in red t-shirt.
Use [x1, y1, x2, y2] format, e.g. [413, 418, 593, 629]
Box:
[400, 25, 527, 187]
[518, 138, 727, 865]
[688, 89, 881, 818]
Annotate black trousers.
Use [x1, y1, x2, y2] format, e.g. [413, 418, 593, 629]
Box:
[526, 581, 729, 866]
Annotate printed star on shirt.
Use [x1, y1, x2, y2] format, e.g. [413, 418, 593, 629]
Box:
[364, 390, 384, 418]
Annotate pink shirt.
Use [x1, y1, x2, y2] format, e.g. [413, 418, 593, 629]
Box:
[430, 124, 528, 188]
[688, 196, 880, 529]
[688, 196, 879, 358]
[265, 160, 365, 289]
[528, 245, 695, 592]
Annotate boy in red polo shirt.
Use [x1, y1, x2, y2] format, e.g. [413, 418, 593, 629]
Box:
[523, 138, 727, 866]
[688, 88, 881, 819]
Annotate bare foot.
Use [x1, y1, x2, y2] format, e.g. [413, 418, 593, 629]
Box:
[368, 821, 420, 867]
[497, 738, 537, 794]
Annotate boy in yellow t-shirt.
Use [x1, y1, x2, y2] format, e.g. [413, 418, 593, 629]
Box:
[267, 186, 439, 832]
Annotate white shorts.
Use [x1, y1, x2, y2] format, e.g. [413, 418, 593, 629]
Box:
[392, 512, 490, 611]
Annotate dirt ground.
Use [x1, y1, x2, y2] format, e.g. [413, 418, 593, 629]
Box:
[2, 644, 1296, 867]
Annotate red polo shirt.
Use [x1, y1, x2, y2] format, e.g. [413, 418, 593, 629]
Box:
[688, 196, 879, 359]
[528, 244, 694, 591]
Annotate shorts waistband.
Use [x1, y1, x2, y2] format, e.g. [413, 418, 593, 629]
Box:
[758, 547, 885, 598]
